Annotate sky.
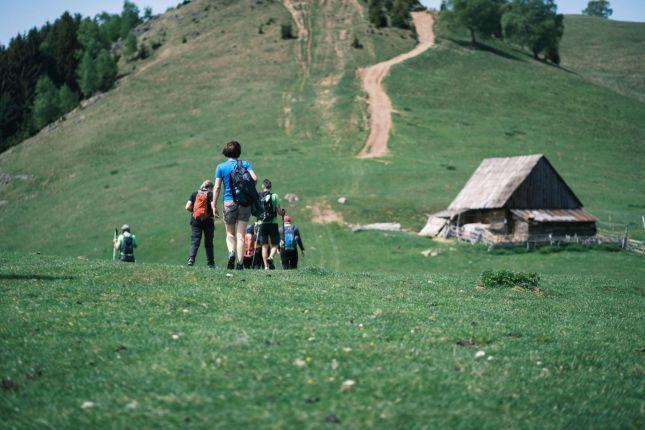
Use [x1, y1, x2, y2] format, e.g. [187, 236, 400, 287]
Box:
[1, 0, 644, 46]
[0, 0, 179, 46]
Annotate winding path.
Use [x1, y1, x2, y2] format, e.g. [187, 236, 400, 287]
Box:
[358, 12, 435, 158]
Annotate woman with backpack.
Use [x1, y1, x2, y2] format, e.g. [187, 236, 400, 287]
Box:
[185, 180, 216, 267]
[213, 141, 258, 270]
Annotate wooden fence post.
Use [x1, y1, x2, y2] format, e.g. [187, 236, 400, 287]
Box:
[622, 224, 629, 249]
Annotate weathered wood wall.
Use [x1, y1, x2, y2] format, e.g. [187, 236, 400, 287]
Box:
[507, 158, 581, 209]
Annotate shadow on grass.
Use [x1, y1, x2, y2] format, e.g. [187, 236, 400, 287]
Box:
[448, 39, 525, 62]
[447, 38, 579, 75]
[0, 274, 75, 281]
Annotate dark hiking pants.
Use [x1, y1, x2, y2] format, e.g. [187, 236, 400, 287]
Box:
[281, 249, 298, 270]
[189, 218, 215, 265]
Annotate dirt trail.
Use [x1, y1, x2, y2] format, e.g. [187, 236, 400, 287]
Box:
[281, 0, 310, 73]
[358, 12, 435, 158]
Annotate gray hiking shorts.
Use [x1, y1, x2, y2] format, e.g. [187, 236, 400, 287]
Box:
[223, 201, 251, 225]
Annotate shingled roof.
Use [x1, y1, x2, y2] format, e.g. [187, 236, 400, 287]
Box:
[447, 154, 582, 211]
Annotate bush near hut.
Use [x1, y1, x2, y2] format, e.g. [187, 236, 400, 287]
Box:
[481, 269, 540, 289]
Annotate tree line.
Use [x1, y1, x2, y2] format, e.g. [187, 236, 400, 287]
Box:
[0, 1, 152, 152]
[439, 0, 614, 64]
[439, 0, 567, 64]
[367, 0, 425, 30]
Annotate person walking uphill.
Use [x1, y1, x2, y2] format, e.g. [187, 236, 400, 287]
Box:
[185, 180, 217, 267]
[213, 140, 258, 270]
[280, 215, 305, 270]
[256, 179, 282, 270]
[114, 224, 138, 262]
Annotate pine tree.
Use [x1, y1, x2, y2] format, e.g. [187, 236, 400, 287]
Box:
[58, 84, 79, 113]
[95, 49, 118, 91]
[368, 0, 388, 28]
[123, 32, 137, 58]
[77, 17, 102, 57]
[77, 51, 97, 97]
[390, 0, 411, 29]
[143, 7, 153, 21]
[32, 75, 62, 129]
[120, 1, 141, 38]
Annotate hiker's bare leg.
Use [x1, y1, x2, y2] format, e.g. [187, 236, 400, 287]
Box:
[269, 245, 278, 260]
[236, 221, 248, 263]
[262, 244, 270, 268]
[225, 223, 236, 254]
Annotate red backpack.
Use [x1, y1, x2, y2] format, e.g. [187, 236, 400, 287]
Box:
[193, 190, 210, 220]
[243, 233, 255, 258]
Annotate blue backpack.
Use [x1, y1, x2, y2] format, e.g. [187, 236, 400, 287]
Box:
[283, 225, 296, 251]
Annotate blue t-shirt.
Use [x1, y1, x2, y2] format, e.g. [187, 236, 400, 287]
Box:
[215, 159, 254, 202]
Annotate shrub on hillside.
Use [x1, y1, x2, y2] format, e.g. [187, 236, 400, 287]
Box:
[481, 270, 540, 289]
[351, 36, 363, 49]
[281, 23, 295, 39]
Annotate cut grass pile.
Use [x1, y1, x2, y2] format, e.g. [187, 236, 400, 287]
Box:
[0, 253, 643, 428]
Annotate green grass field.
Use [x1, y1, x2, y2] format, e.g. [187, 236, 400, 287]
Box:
[1, 2, 644, 427]
[1, 253, 643, 428]
[560, 15, 645, 103]
[1, 3, 643, 269]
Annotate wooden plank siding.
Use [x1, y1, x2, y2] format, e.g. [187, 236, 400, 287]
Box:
[506, 158, 582, 209]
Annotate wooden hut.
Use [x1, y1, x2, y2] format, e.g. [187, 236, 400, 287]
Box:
[420, 155, 597, 243]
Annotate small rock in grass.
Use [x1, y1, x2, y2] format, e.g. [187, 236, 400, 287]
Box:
[126, 400, 138, 410]
[475, 350, 486, 358]
[487, 356, 494, 361]
[325, 414, 341, 423]
[81, 401, 94, 409]
[294, 358, 306, 367]
[340, 379, 355, 392]
[337, 197, 347, 204]
[342, 347, 352, 353]
[1, 378, 17, 390]
[331, 359, 339, 370]
[171, 334, 180, 340]
[226, 273, 233, 278]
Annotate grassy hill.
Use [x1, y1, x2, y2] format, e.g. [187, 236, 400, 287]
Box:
[1, 253, 643, 428]
[560, 15, 645, 103]
[0, 1, 643, 274]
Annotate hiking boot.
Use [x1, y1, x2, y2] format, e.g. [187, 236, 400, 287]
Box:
[187, 258, 194, 266]
[236, 262, 244, 270]
[268, 258, 275, 270]
[226, 252, 236, 270]
[207, 263, 216, 269]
